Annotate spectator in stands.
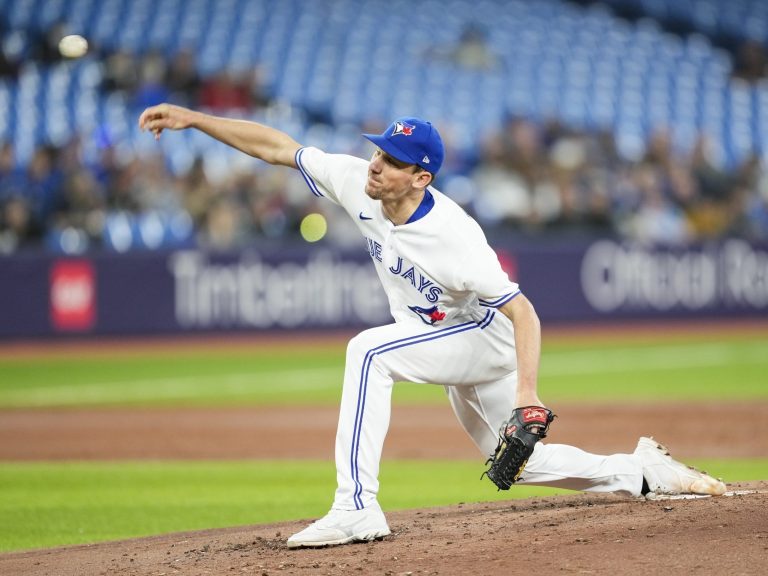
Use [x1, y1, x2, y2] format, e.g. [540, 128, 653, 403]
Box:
[88, 139, 121, 191]
[134, 50, 171, 110]
[725, 152, 768, 240]
[200, 70, 253, 112]
[690, 135, 731, 202]
[470, 118, 620, 235]
[740, 186, 768, 241]
[0, 141, 24, 199]
[244, 66, 272, 110]
[21, 145, 64, 234]
[199, 196, 244, 250]
[685, 135, 735, 238]
[165, 48, 202, 107]
[101, 49, 140, 95]
[579, 177, 615, 234]
[104, 157, 143, 213]
[131, 155, 182, 213]
[177, 156, 214, 228]
[642, 129, 675, 174]
[426, 23, 501, 71]
[451, 23, 501, 70]
[237, 167, 299, 240]
[0, 29, 21, 79]
[545, 133, 588, 231]
[33, 20, 68, 64]
[51, 167, 105, 246]
[627, 163, 692, 245]
[471, 129, 533, 227]
[732, 39, 768, 83]
[0, 196, 38, 253]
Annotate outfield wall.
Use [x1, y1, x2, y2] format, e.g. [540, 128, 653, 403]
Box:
[1, 238, 766, 339]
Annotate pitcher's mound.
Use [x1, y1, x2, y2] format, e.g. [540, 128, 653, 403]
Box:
[2, 481, 766, 576]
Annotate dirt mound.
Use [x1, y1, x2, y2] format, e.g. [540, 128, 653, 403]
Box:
[2, 483, 765, 576]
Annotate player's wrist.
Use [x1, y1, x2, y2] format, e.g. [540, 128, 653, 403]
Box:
[515, 390, 543, 409]
[187, 109, 207, 129]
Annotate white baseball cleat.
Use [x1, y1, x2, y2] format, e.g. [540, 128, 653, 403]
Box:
[635, 436, 726, 496]
[286, 502, 391, 548]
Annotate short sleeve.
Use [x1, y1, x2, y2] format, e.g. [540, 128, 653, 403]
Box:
[294, 146, 365, 206]
[456, 220, 521, 308]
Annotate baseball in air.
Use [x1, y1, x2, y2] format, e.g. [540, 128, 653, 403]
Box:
[58, 34, 89, 58]
[300, 213, 328, 242]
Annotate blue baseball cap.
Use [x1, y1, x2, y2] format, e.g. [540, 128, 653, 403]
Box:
[363, 117, 444, 175]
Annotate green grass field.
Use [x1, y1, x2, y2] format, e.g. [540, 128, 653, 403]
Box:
[0, 329, 766, 553]
[1, 331, 766, 407]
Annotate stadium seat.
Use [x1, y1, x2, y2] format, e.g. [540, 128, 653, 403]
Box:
[0, 0, 764, 175]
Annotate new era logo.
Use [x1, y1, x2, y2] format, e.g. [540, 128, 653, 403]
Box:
[422, 155, 430, 164]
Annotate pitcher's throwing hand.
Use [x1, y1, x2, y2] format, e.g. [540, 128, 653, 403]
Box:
[138, 104, 198, 139]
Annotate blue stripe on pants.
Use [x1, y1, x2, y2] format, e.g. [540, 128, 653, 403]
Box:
[349, 318, 491, 509]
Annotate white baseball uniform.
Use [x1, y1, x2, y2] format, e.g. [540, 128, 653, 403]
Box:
[295, 146, 644, 511]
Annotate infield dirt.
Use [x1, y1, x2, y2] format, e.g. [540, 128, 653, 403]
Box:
[1, 402, 767, 461]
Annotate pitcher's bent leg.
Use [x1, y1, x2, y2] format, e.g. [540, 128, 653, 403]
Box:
[446, 375, 517, 457]
[518, 443, 644, 496]
[447, 377, 644, 497]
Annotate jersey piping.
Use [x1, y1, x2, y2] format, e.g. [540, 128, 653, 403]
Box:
[404, 189, 435, 224]
[479, 290, 521, 308]
[295, 148, 324, 198]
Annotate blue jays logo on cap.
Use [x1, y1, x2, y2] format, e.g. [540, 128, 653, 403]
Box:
[363, 117, 445, 175]
[392, 121, 415, 137]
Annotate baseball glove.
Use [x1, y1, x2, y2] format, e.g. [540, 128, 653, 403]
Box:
[482, 406, 555, 490]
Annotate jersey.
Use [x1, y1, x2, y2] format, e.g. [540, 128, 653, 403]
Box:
[295, 146, 520, 326]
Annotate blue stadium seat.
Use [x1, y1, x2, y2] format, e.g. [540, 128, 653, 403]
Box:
[1, 0, 765, 173]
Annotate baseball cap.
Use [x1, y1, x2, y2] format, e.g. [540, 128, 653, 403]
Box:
[363, 117, 444, 175]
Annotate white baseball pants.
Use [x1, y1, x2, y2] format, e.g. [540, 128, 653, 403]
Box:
[332, 312, 644, 511]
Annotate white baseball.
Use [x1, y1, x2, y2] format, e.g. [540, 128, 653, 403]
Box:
[58, 35, 89, 59]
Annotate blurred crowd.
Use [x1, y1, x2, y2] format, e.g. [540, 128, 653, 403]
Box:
[450, 117, 768, 244]
[2, 27, 768, 254]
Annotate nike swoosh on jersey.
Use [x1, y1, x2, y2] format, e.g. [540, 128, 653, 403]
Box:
[359, 212, 373, 220]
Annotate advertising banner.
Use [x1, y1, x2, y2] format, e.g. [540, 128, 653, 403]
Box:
[1, 239, 766, 339]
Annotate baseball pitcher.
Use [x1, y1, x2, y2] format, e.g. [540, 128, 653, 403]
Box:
[139, 105, 726, 549]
